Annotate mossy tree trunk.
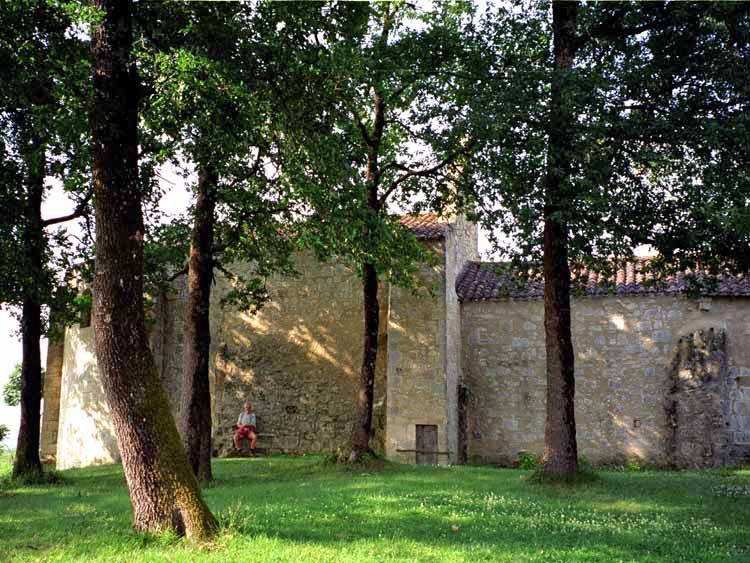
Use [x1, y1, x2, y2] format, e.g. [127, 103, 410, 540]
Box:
[179, 166, 216, 482]
[91, 0, 217, 540]
[542, 0, 579, 478]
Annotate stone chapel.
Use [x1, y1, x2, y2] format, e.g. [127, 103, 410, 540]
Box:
[40, 214, 750, 469]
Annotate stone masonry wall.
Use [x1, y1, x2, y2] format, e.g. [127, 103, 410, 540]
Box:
[385, 242, 449, 464]
[53, 252, 389, 467]
[150, 278, 188, 419]
[443, 217, 479, 463]
[666, 327, 732, 468]
[203, 252, 388, 455]
[40, 334, 64, 462]
[462, 295, 750, 466]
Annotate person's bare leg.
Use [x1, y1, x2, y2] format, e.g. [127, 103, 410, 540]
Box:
[249, 432, 257, 450]
[234, 431, 242, 450]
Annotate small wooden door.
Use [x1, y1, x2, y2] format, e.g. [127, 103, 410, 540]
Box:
[416, 425, 438, 464]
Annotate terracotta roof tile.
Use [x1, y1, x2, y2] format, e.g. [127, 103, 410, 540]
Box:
[456, 260, 750, 302]
[399, 213, 447, 240]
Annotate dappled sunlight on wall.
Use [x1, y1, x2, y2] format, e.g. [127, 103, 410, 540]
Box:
[199, 252, 389, 456]
[462, 295, 750, 466]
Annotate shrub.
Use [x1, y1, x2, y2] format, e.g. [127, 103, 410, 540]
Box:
[626, 460, 642, 472]
[517, 451, 539, 470]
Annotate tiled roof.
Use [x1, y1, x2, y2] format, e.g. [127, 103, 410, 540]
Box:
[399, 213, 447, 240]
[456, 260, 750, 302]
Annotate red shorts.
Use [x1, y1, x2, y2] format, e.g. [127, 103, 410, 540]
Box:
[235, 426, 256, 439]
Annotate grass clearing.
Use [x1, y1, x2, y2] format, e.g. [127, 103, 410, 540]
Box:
[1, 454, 749, 562]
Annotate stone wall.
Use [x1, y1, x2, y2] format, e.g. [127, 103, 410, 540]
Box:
[56, 325, 119, 469]
[385, 242, 450, 463]
[150, 278, 188, 418]
[666, 327, 732, 467]
[202, 252, 388, 456]
[52, 251, 392, 467]
[40, 334, 64, 462]
[50, 215, 750, 470]
[443, 217, 479, 463]
[462, 295, 750, 466]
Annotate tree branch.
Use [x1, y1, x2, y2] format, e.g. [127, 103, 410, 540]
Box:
[351, 107, 374, 147]
[42, 189, 93, 227]
[575, 5, 684, 50]
[379, 154, 454, 206]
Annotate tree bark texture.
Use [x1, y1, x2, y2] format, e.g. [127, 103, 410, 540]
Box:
[179, 166, 216, 482]
[542, 1, 579, 477]
[13, 129, 45, 479]
[351, 84, 386, 458]
[352, 261, 379, 456]
[91, 0, 217, 540]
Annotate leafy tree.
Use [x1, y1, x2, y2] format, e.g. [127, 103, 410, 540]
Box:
[89, 0, 216, 539]
[135, 1, 329, 480]
[462, 1, 750, 478]
[0, 0, 92, 480]
[281, 0, 474, 458]
[3, 363, 45, 407]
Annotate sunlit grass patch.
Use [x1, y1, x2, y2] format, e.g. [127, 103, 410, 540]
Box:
[1, 455, 748, 562]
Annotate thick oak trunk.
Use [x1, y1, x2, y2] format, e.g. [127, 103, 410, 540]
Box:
[542, 1, 579, 477]
[179, 166, 216, 482]
[91, 0, 217, 539]
[13, 128, 45, 480]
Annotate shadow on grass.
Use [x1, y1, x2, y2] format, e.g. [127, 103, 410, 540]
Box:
[1, 457, 749, 562]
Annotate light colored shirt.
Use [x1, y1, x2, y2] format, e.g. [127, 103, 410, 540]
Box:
[238, 412, 256, 427]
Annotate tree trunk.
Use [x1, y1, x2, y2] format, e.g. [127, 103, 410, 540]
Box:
[351, 80, 386, 459]
[352, 262, 379, 457]
[542, 1, 579, 478]
[13, 125, 46, 480]
[179, 166, 216, 482]
[91, 0, 217, 540]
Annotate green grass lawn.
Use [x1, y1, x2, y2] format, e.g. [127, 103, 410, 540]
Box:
[1, 452, 749, 562]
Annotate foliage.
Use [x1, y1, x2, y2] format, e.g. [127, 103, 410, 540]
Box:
[136, 2, 301, 311]
[280, 1, 474, 287]
[2, 364, 22, 407]
[460, 3, 749, 273]
[516, 451, 539, 470]
[0, 0, 93, 327]
[626, 460, 643, 473]
[1, 456, 749, 561]
[2, 364, 46, 407]
[0, 424, 9, 448]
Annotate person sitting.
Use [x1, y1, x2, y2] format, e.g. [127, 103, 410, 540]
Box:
[234, 401, 257, 453]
